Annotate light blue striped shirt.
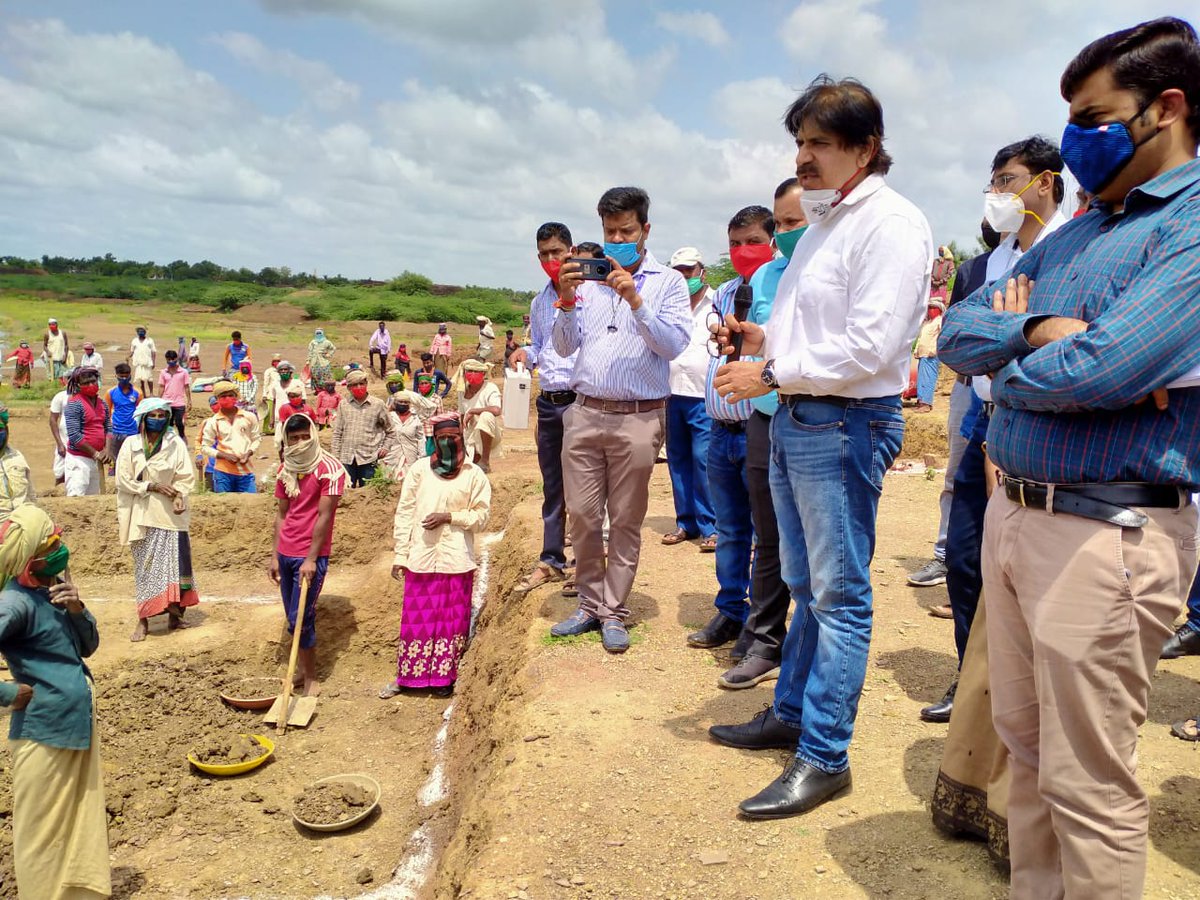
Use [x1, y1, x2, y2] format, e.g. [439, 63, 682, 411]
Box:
[704, 277, 755, 422]
[748, 257, 788, 417]
[529, 281, 577, 392]
[552, 252, 691, 401]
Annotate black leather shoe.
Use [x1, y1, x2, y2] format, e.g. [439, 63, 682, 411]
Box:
[730, 627, 753, 662]
[738, 759, 851, 819]
[688, 613, 742, 649]
[709, 705, 801, 750]
[920, 680, 957, 723]
[1161, 624, 1200, 659]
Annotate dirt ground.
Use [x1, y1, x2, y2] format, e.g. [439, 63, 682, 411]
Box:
[0, 331, 1197, 899]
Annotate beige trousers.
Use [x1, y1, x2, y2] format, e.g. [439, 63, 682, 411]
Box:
[983, 490, 1198, 899]
[562, 403, 664, 622]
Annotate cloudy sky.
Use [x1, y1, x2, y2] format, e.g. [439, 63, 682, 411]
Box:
[0, 1, 1191, 289]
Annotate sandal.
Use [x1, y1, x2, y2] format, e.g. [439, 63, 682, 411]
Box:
[699, 534, 718, 553]
[514, 563, 564, 594]
[1170, 716, 1200, 741]
[561, 579, 578, 598]
[378, 683, 405, 700]
[662, 528, 693, 546]
[928, 604, 954, 619]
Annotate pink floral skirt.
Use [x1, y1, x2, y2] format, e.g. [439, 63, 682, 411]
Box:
[394, 570, 474, 688]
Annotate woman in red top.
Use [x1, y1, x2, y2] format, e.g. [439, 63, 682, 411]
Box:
[313, 382, 340, 429]
[278, 383, 317, 430]
[6, 342, 34, 388]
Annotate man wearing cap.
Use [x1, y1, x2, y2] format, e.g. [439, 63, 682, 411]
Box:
[475, 317, 496, 361]
[198, 380, 262, 493]
[458, 360, 502, 472]
[368, 322, 392, 378]
[550, 185, 691, 653]
[128, 326, 157, 399]
[331, 370, 396, 487]
[430, 323, 453, 374]
[662, 246, 718, 552]
[42, 319, 68, 383]
[78, 342, 103, 379]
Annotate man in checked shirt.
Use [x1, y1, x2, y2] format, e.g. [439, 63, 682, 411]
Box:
[939, 18, 1200, 898]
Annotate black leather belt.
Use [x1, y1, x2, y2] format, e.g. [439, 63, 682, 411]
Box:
[1000, 476, 1189, 529]
[982, 402, 996, 417]
[715, 420, 746, 434]
[541, 390, 577, 406]
[778, 393, 853, 407]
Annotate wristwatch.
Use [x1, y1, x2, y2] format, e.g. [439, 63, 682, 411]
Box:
[761, 358, 779, 389]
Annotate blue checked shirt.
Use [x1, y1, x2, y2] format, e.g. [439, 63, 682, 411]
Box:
[552, 251, 691, 401]
[529, 281, 577, 392]
[704, 277, 755, 422]
[939, 157, 1200, 488]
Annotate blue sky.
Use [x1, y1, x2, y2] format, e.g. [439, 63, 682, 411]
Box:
[0, 1, 1193, 288]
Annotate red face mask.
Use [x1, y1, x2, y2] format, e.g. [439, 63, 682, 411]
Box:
[218, 395, 238, 411]
[464, 372, 485, 387]
[79, 383, 99, 398]
[540, 259, 562, 284]
[350, 386, 369, 401]
[289, 396, 304, 408]
[730, 243, 775, 279]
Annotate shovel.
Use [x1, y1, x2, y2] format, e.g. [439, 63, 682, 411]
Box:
[265, 575, 318, 731]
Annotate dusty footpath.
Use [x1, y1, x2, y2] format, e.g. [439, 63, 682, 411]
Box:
[0, 396, 1197, 898]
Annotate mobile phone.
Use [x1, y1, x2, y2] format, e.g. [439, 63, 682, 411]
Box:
[568, 257, 613, 281]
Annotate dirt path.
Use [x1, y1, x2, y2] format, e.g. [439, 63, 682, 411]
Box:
[437, 468, 1200, 900]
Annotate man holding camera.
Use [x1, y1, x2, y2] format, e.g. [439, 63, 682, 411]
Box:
[710, 77, 933, 818]
[550, 187, 691, 653]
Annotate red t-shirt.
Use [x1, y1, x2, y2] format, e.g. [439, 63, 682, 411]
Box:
[274, 456, 348, 558]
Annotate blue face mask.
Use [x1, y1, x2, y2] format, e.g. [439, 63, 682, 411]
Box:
[145, 417, 168, 433]
[773, 226, 808, 260]
[604, 241, 641, 268]
[1060, 102, 1158, 195]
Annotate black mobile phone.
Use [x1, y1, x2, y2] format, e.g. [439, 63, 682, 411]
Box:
[568, 257, 613, 281]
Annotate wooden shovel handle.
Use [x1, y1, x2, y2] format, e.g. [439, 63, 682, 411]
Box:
[277, 575, 308, 734]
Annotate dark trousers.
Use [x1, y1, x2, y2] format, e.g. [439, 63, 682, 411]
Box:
[171, 405, 187, 442]
[743, 411, 791, 662]
[346, 460, 376, 488]
[536, 395, 569, 571]
[1184, 565, 1200, 633]
[369, 349, 388, 377]
[277, 554, 328, 649]
[945, 436, 989, 664]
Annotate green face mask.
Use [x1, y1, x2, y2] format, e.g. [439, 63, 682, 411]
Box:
[686, 276, 704, 295]
[774, 226, 809, 260]
[34, 542, 70, 578]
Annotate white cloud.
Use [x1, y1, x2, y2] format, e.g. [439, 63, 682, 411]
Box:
[656, 11, 731, 48]
[211, 31, 360, 111]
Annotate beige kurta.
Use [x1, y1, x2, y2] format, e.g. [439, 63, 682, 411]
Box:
[0, 446, 36, 522]
[115, 431, 194, 545]
[392, 458, 491, 574]
[382, 412, 426, 480]
[458, 381, 502, 460]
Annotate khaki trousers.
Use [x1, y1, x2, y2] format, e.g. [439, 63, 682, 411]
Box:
[562, 403, 664, 622]
[983, 490, 1198, 899]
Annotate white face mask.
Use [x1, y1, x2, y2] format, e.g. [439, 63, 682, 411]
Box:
[800, 189, 844, 224]
[983, 192, 1027, 234]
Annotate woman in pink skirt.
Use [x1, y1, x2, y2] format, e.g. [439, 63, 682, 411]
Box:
[380, 413, 490, 698]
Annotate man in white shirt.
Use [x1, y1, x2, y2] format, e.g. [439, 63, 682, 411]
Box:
[710, 76, 934, 818]
[661, 247, 718, 551]
[78, 343, 103, 382]
[128, 326, 157, 399]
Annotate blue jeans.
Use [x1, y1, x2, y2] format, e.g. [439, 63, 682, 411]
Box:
[706, 423, 753, 623]
[770, 396, 905, 774]
[535, 395, 570, 571]
[945, 436, 989, 664]
[665, 395, 716, 537]
[277, 554, 329, 649]
[1185, 565, 1200, 633]
[916, 357, 939, 405]
[213, 471, 257, 493]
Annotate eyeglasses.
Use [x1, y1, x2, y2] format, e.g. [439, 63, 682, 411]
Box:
[984, 172, 1032, 193]
[705, 306, 724, 359]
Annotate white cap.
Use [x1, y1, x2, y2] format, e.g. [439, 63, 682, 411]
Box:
[48, 317, 57, 324]
[669, 247, 703, 268]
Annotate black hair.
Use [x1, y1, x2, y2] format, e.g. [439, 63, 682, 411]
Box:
[784, 75, 893, 175]
[991, 136, 1066, 203]
[597, 187, 650, 225]
[774, 177, 801, 200]
[728, 205, 775, 237]
[165, 350, 178, 360]
[420, 352, 433, 361]
[284, 414, 312, 434]
[231, 330, 241, 340]
[536, 221, 573, 245]
[114, 362, 131, 375]
[1062, 17, 1200, 141]
[575, 241, 604, 259]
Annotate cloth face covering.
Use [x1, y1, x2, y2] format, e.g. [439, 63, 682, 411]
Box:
[279, 415, 325, 498]
[541, 259, 562, 283]
[430, 416, 466, 479]
[730, 244, 775, 279]
[1061, 103, 1158, 194]
[604, 241, 641, 267]
[774, 226, 808, 259]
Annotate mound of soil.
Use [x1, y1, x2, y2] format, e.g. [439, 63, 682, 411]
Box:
[293, 781, 374, 825]
[191, 735, 265, 765]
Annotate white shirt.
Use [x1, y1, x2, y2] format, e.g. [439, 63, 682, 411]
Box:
[669, 288, 714, 399]
[79, 351, 103, 373]
[765, 174, 934, 398]
[974, 210, 1069, 402]
[50, 389, 69, 445]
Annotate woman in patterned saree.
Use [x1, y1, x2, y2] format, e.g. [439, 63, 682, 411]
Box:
[380, 413, 490, 699]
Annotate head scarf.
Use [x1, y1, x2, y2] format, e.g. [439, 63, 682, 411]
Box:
[414, 371, 436, 395]
[235, 360, 253, 380]
[67, 367, 97, 395]
[345, 369, 369, 387]
[314, 329, 325, 341]
[212, 379, 237, 397]
[429, 413, 466, 479]
[0, 505, 55, 589]
[385, 371, 405, 384]
[388, 390, 419, 411]
[133, 397, 173, 427]
[286, 381, 304, 397]
[461, 359, 490, 373]
[278, 414, 334, 498]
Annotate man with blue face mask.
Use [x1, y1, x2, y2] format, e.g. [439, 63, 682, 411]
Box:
[550, 186, 691, 653]
[939, 18, 1200, 897]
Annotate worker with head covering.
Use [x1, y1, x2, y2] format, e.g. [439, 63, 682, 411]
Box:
[0, 505, 111, 900]
[62, 367, 111, 497]
[196, 379, 262, 493]
[306, 328, 337, 391]
[5, 341, 34, 389]
[331, 370, 396, 487]
[0, 404, 35, 521]
[475, 316, 496, 361]
[430, 323, 452, 374]
[382, 389, 426, 480]
[458, 359, 502, 473]
[42, 317, 69, 383]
